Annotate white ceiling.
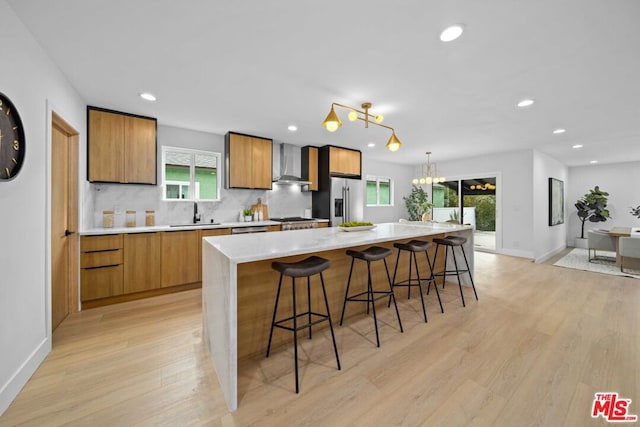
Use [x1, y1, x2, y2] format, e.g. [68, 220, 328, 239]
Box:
[8, 0, 640, 167]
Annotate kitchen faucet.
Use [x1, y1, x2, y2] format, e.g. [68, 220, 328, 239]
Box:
[193, 202, 201, 224]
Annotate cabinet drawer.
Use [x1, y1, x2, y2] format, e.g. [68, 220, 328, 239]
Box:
[81, 234, 123, 252]
[81, 249, 123, 268]
[81, 264, 123, 301]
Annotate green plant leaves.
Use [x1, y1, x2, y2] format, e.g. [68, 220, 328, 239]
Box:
[403, 185, 433, 221]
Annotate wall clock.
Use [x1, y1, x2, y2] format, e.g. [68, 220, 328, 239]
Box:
[0, 92, 26, 180]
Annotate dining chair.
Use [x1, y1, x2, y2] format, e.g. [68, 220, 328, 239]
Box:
[587, 230, 616, 262]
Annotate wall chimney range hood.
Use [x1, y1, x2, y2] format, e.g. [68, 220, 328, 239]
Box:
[272, 142, 311, 186]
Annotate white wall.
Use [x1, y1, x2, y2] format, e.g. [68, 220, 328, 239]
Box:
[567, 161, 640, 244]
[436, 150, 534, 258]
[532, 150, 568, 262]
[0, 0, 86, 414]
[362, 157, 414, 223]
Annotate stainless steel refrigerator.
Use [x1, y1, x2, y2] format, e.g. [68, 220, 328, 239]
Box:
[312, 177, 364, 226]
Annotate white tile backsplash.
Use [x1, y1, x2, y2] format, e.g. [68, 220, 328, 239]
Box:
[89, 183, 311, 228]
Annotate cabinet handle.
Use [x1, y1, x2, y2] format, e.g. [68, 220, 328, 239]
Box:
[84, 248, 120, 254]
[65, 229, 75, 237]
[83, 264, 121, 270]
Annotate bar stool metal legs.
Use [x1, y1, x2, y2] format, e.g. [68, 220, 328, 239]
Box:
[339, 247, 403, 348]
[266, 256, 341, 393]
[390, 240, 444, 322]
[432, 237, 478, 307]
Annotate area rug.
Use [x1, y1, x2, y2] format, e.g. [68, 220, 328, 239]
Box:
[553, 248, 640, 279]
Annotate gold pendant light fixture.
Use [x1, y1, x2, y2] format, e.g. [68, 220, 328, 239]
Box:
[322, 102, 402, 152]
[412, 152, 445, 185]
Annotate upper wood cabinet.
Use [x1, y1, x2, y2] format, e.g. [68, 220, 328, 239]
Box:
[301, 146, 319, 191]
[225, 132, 272, 189]
[328, 146, 361, 178]
[88, 107, 157, 184]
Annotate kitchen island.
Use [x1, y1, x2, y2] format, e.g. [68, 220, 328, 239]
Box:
[202, 222, 474, 410]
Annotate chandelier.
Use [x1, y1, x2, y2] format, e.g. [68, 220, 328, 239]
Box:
[322, 102, 402, 152]
[470, 183, 496, 191]
[412, 152, 445, 185]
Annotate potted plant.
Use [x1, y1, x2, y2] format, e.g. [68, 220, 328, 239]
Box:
[243, 208, 253, 222]
[403, 185, 433, 221]
[574, 186, 610, 248]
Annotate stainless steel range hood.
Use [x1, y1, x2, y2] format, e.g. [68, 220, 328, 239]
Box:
[272, 142, 312, 185]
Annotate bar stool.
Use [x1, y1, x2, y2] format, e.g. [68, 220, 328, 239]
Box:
[431, 236, 478, 307]
[390, 240, 444, 322]
[339, 246, 403, 347]
[266, 256, 341, 393]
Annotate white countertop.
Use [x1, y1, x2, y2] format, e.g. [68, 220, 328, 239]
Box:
[79, 218, 329, 235]
[204, 222, 472, 263]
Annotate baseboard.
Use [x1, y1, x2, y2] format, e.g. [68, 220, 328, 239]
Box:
[497, 248, 534, 259]
[534, 245, 567, 264]
[0, 337, 51, 416]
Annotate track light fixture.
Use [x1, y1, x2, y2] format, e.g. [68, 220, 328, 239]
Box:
[322, 102, 402, 151]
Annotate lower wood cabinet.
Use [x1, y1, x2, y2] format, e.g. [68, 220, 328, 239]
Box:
[200, 229, 232, 238]
[124, 232, 161, 293]
[161, 230, 200, 288]
[81, 235, 124, 301]
[80, 227, 233, 306]
[81, 265, 123, 301]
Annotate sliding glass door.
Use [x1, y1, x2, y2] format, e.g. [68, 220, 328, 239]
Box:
[431, 176, 498, 251]
[461, 178, 496, 250]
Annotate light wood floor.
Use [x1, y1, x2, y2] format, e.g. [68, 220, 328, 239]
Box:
[1, 252, 638, 426]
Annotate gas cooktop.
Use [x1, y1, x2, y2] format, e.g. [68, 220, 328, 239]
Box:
[269, 217, 315, 222]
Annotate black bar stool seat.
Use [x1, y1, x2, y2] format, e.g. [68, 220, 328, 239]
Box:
[390, 240, 443, 322]
[346, 246, 392, 261]
[266, 256, 341, 393]
[439, 235, 466, 245]
[394, 239, 431, 252]
[272, 256, 330, 277]
[340, 246, 403, 347]
[431, 236, 478, 307]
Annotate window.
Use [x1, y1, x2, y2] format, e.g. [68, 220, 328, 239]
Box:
[366, 176, 393, 206]
[161, 146, 221, 201]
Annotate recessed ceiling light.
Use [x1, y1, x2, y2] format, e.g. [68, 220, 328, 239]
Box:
[367, 143, 375, 148]
[572, 144, 583, 149]
[440, 25, 464, 42]
[553, 128, 566, 134]
[517, 99, 535, 108]
[139, 92, 156, 102]
[590, 160, 598, 164]
[287, 125, 297, 131]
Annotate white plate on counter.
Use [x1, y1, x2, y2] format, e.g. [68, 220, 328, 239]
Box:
[339, 225, 376, 232]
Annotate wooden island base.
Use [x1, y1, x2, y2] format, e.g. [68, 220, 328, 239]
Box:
[237, 237, 449, 361]
[203, 223, 474, 410]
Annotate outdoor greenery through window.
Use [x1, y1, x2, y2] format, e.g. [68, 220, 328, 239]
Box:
[366, 176, 393, 206]
[162, 146, 221, 201]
